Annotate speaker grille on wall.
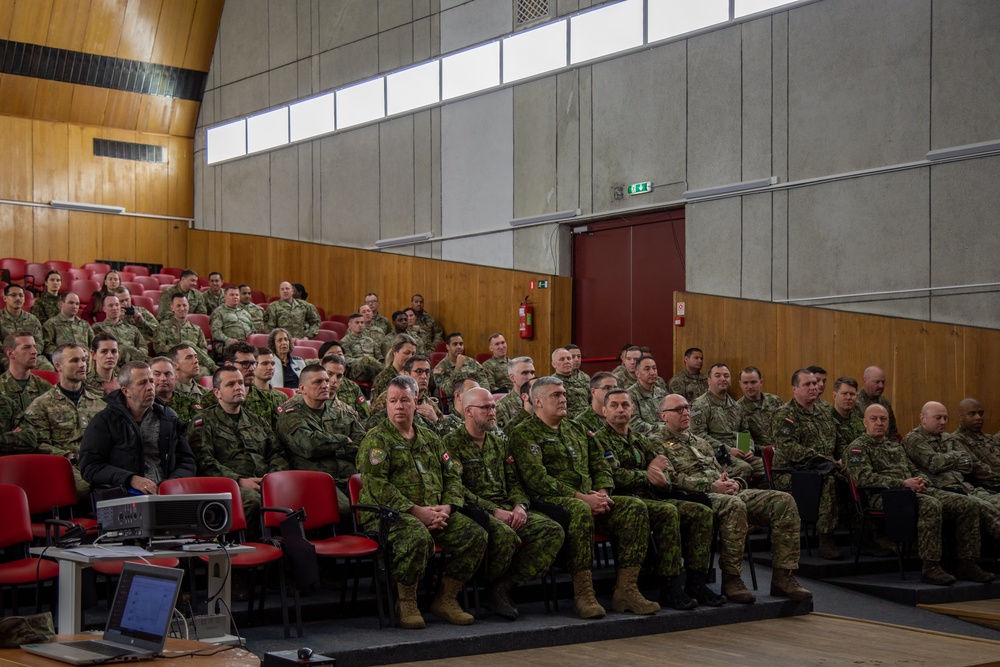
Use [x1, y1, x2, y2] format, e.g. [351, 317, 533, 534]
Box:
[93, 139, 165, 163]
[516, 0, 550, 25]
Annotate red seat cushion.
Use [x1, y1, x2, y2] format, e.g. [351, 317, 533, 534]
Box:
[0, 558, 59, 585]
[313, 535, 380, 558]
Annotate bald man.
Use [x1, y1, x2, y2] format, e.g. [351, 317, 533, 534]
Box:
[848, 404, 993, 584]
[263, 281, 320, 339]
[951, 398, 1000, 490]
[853, 366, 898, 440]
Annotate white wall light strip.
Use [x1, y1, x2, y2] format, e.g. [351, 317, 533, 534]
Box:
[926, 139, 1000, 162]
[374, 232, 434, 249]
[682, 176, 778, 200]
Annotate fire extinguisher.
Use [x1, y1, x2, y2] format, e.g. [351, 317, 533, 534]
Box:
[519, 297, 534, 339]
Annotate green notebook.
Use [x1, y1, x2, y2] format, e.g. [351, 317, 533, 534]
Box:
[735, 431, 752, 453]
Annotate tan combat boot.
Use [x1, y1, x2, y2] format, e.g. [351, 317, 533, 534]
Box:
[721, 571, 756, 604]
[770, 569, 813, 601]
[395, 582, 425, 629]
[610, 567, 660, 615]
[818, 533, 843, 560]
[955, 559, 996, 583]
[921, 560, 956, 586]
[429, 575, 475, 625]
[571, 570, 606, 619]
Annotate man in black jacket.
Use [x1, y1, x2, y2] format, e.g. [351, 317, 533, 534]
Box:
[80, 361, 197, 493]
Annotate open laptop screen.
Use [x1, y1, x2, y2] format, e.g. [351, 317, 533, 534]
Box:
[104, 563, 183, 647]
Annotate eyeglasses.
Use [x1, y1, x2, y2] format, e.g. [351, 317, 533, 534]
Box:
[409, 368, 431, 376]
[235, 361, 258, 369]
[660, 405, 691, 414]
[469, 405, 497, 412]
[596, 385, 617, 392]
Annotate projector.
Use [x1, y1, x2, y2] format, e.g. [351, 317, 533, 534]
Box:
[96, 493, 232, 540]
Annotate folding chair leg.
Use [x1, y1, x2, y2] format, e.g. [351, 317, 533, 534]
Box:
[745, 536, 757, 590]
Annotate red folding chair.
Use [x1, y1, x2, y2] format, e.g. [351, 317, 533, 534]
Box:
[0, 455, 98, 543]
[123, 265, 150, 277]
[29, 369, 58, 385]
[134, 276, 160, 291]
[44, 260, 74, 272]
[0, 484, 60, 614]
[161, 267, 184, 279]
[248, 333, 270, 348]
[82, 262, 111, 274]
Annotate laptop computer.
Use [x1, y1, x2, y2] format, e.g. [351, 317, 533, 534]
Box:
[22, 562, 184, 665]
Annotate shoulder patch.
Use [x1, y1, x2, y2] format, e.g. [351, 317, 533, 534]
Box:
[587, 430, 595, 437]
[603, 450, 613, 459]
[192, 418, 203, 427]
[848, 447, 863, 464]
[193, 404, 203, 410]
[358, 395, 366, 403]
[507, 455, 514, 463]
[529, 443, 541, 457]
[283, 407, 294, 414]
[442, 451, 450, 462]
[369, 448, 386, 465]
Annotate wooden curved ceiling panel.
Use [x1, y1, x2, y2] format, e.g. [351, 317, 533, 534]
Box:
[0, 0, 222, 137]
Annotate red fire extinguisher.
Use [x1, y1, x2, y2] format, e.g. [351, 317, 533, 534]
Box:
[519, 297, 533, 339]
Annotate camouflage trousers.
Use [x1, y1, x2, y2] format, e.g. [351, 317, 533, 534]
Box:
[643, 498, 713, 576]
[482, 511, 564, 585]
[710, 489, 801, 574]
[71, 465, 90, 510]
[871, 489, 980, 561]
[968, 488, 1000, 538]
[349, 358, 384, 384]
[545, 496, 649, 574]
[377, 511, 487, 585]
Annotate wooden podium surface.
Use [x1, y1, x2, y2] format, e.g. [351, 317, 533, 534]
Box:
[0, 637, 259, 667]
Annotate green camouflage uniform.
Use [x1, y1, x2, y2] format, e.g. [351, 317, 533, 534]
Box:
[573, 406, 604, 435]
[412, 311, 444, 348]
[367, 390, 442, 433]
[443, 426, 563, 584]
[32, 293, 61, 326]
[495, 391, 525, 431]
[667, 370, 708, 403]
[0, 393, 37, 454]
[263, 299, 320, 339]
[129, 306, 159, 342]
[692, 391, 766, 481]
[41, 315, 93, 357]
[437, 412, 464, 437]
[0, 372, 53, 425]
[357, 420, 487, 585]
[339, 332, 384, 383]
[152, 319, 216, 373]
[951, 427, 1000, 489]
[737, 392, 784, 445]
[203, 290, 224, 315]
[847, 433, 981, 561]
[370, 366, 401, 400]
[240, 302, 267, 334]
[210, 304, 254, 347]
[831, 407, 865, 460]
[338, 378, 370, 420]
[0, 309, 54, 371]
[175, 379, 217, 409]
[902, 427, 1000, 526]
[362, 326, 390, 361]
[368, 313, 392, 337]
[626, 381, 667, 436]
[244, 384, 285, 430]
[188, 404, 287, 529]
[611, 365, 634, 390]
[433, 355, 490, 397]
[482, 357, 512, 393]
[509, 415, 650, 574]
[771, 399, 842, 532]
[555, 371, 589, 419]
[159, 392, 207, 425]
[594, 424, 713, 576]
[650, 426, 802, 574]
[853, 390, 898, 440]
[276, 397, 365, 513]
[157, 286, 207, 321]
[91, 319, 148, 364]
[84, 370, 119, 396]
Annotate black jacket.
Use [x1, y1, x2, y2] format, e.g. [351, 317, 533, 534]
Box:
[79, 390, 197, 489]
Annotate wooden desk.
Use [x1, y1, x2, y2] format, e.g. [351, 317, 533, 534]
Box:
[0, 637, 259, 667]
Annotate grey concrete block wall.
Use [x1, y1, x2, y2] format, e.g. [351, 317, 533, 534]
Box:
[194, 0, 1000, 327]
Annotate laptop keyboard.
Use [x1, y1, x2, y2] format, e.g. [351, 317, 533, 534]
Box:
[61, 642, 137, 657]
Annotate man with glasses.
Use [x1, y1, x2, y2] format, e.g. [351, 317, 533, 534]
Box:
[364, 293, 392, 336]
[652, 393, 811, 604]
[368, 355, 442, 430]
[444, 386, 564, 620]
[574, 372, 618, 433]
[224, 342, 284, 429]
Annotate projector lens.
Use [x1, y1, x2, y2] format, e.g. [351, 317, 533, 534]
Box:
[201, 502, 229, 533]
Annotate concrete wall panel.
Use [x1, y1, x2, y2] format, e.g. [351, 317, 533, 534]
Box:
[379, 117, 416, 240]
[221, 155, 270, 236]
[687, 26, 742, 191]
[440, 0, 511, 54]
[218, 0, 269, 86]
[741, 17, 772, 180]
[741, 192, 773, 301]
[319, 127, 381, 248]
[220, 74, 269, 123]
[319, 0, 378, 51]
[268, 0, 299, 70]
[442, 231, 513, 269]
[319, 37, 379, 91]
[686, 198, 742, 298]
[269, 146, 300, 240]
[513, 77, 558, 219]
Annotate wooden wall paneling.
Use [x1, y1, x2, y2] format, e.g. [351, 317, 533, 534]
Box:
[182, 0, 224, 71]
[168, 100, 200, 138]
[117, 0, 162, 62]
[67, 124, 100, 204]
[0, 115, 33, 201]
[7, 0, 52, 44]
[890, 321, 964, 435]
[135, 156, 169, 215]
[32, 208, 70, 265]
[150, 0, 196, 68]
[82, 0, 128, 56]
[32, 121, 69, 204]
[0, 205, 35, 260]
[166, 136, 193, 215]
[100, 129, 138, 262]
[962, 329, 1000, 433]
[164, 218, 187, 268]
[47, 0, 92, 51]
[832, 311, 895, 383]
[133, 217, 168, 264]
[103, 90, 144, 131]
[135, 96, 174, 135]
[100, 214, 136, 264]
[67, 212, 103, 267]
[0, 1, 16, 39]
[775, 303, 836, 381]
[33, 80, 78, 125]
[0, 75, 39, 118]
[69, 87, 111, 128]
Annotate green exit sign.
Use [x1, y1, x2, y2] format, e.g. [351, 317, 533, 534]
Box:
[538, 280, 549, 289]
[627, 181, 652, 195]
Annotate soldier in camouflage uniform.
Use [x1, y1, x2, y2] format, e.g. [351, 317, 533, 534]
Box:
[340, 314, 385, 383]
[437, 378, 479, 438]
[737, 366, 784, 445]
[156, 270, 207, 321]
[359, 304, 390, 360]
[433, 333, 490, 396]
[151, 357, 205, 425]
[691, 363, 765, 485]
[85, 333, 121, 395]
[443, 387, 563, 619]
[318, 348, 370, 419]
[595, 388, 724, 609]
[853, 366, 899, 441]
[210, 287, 254, 349]
[667, 347, 707, 403]
[495, 357, 535, 431]
[114, 288, 158, 342]
[848, 404, 994, 584]
[238, 285, 267, 334]
[1, 392, 36, 455]
[362, 294, 392, 337]
[24, 343, 104, 504]
[902, 401, 1000, 531]
[169, 344, 217, 407]
[830, 377, 865, 458]
[612, 345, 642, 390]
[573, 372, 617, 434]
[188, 367, 286, 535]
[42, 292, 93, 357]
[551, 348, 588, 419]
[510, 377, 660, 619]
[482, 334, 512, 392]
[627, 355, 667, 436]
[153, 294, 216, 375]
[771, 369, 845, 559]
[951, 398, 1000, 490]
[1, 333, 52, 421]
[652, 392, 811, 603]
[1, 285, 54, 372]
[277, 365, 364, 514]
[357, 376, 487, 629]
[264, 282, 320, 339]
[371, 335, 418, 399]
[224, 343, 284, 429]
[32, 270, 64, 326]
[92, 295, 148, 364]
[409, 294, 444, 350]
[203, 273, 225, 315]
[368, 356, 442, 432]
